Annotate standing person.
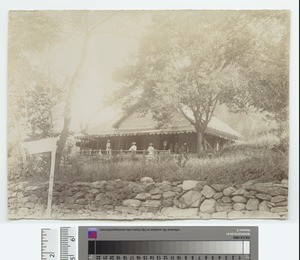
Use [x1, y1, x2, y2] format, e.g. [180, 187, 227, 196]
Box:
[182, 143, 189, 167]
[174, 143, 179, 159]
[147, 143, 155, 161]
[98, 148, 103, 159]
[163, 140, 168, 150]
[129, 142, 137, 159]
[169, 143, 174, 153]
[174, 142, 179, 153]
[178, 143, 189, 167]
[106, 140, 112, 157]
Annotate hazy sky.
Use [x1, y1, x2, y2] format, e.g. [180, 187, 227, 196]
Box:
[9, 11, 152, 131]
[9, 10, 287, 135]
[47, 11, 148, 130]
[63, 29, 139, 128]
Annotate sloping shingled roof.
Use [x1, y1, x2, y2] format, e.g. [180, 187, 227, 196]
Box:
[88, 111, 242, 141]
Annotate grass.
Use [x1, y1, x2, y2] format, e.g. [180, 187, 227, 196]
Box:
[9, 133, 288, 185]
[56, 137, 288, 185]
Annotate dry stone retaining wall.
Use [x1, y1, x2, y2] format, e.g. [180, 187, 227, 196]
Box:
[8, 177, 288, 219]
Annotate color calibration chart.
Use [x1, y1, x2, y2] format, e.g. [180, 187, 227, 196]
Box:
[78, 227, 258, 260]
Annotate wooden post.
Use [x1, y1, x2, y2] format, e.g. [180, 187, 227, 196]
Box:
[22, 138, 58, 218]
[21, 147, 27, 169]
[46, 141, 57, 218]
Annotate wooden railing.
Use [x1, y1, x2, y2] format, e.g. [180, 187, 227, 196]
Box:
[79, 149, 171, 157]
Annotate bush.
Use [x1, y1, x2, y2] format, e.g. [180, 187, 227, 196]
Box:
[57, 140, 288, 185]
[9, 134, 288, 186]
[58, 156, 180, 183]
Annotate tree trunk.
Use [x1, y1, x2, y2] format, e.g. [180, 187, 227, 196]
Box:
[54, 34, 89, 175]
[196, 130, 205, 156]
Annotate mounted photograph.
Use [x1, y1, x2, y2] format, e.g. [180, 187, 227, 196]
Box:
[7, 10, 290, 220]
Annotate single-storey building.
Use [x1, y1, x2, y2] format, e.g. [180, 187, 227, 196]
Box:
[77, 111, 242, 154]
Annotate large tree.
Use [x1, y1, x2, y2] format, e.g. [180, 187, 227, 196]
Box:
[238, 12, 290, 125]
[52, 11, 120, 175]
[9, 11, 137, 175]
[113, 11, 290, 155]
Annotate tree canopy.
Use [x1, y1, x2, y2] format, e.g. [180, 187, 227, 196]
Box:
[113, 11, 290, 153]
[8, 10, 137, 174]
[8, 11, 63, 142]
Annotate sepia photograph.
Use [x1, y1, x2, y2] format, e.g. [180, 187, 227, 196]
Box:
[7, 10, 290, 220]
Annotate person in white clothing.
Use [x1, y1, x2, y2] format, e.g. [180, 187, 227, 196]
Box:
[106, 140, 112, 157]
[147, 143, 155, 160]
[129, 142, 137, 159]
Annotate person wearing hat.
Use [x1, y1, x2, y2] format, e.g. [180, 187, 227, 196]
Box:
[147, 143, 155, 160]
[129, 142, 137, 159]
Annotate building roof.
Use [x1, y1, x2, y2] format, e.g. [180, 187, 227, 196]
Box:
[87, 111, 242, 141]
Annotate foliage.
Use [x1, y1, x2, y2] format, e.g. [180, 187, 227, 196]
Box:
[25, 82, 62, 139]
[8, 11, 127, 177]
[53, 135, 288, 185]
[25, 154, 51, 178]
[7, 144, 26, 181]
[230, 12, 290, 124]
[8, 11, 63, 142]
[113, 11, 290, 152]
[7, 11, 290, 180]
[8, 144, 51, 182]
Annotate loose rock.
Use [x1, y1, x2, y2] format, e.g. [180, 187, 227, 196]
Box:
[213, 192, 223, 200]
[222, 197, 232, 203]
[223, 187, 236, 196]
[231, 196, 248, 204]
[258, 201, 270, 211]
[200, 199, 217, 214]
[182, 180, 199, 191]
[211, 184, 227, 192]
[174, 191, 202, 209]
[140, 177, 154, 183]
[255, 194, 272, 201]
[135, 193, 151, 201]
[233, 203, 246, 211]
[201, 185, 216, 198]
[271, 196, 286, 203]
[246, 198, 259, 211]
[122, 199, 142, 208]
[142, 200, 161, 208]
[162, 191, 176, 199]
[216, 203, 233, 212]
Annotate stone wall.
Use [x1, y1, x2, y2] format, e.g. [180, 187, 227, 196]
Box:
[8, 177, 288, 219]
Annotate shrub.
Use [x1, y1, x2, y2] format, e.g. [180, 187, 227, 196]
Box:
[10, 134, 288, 186]
[57, 141, 288, 185]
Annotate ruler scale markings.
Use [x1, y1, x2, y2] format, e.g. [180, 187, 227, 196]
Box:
[41, 228, 58, 260]
[41, 227, 256, 260]
[60, 227, 77, 260]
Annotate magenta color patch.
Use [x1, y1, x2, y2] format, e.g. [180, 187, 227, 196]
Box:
[88, 229, 97, 239]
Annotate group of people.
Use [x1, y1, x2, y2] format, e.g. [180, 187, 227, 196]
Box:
[97, 140, 112, 158]
[100, 139, 189, 164]
[128, 140, 189, 163]
[129, 142, 155, 160]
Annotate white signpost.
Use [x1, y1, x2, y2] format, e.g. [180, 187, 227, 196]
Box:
[22, 137, 58, 218]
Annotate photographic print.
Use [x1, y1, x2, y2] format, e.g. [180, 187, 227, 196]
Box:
[7, 10, 290, 220]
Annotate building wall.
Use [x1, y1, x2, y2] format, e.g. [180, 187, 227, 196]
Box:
[79, 133, 229, 153]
